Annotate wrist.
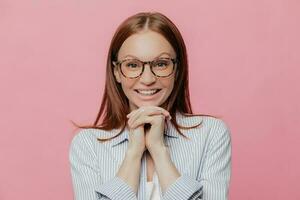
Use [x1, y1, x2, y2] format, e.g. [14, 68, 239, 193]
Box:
[126, 148, 144, 160]
[147, 140, 166, 152]
[148, 145, 169, 161]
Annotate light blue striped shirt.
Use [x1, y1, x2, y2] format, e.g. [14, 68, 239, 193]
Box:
[69, 112, 232, 200]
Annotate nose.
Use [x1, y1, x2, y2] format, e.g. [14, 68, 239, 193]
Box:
[139, 64, 156, 84]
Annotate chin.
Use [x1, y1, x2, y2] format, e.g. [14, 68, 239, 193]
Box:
[131, 99, 162, 108]
[137, 102, 160, 107]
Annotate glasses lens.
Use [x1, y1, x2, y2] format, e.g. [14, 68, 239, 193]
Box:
[119, 58, 176, 78]
[120, 59, 143, 78]
[152, 58, 174, 77]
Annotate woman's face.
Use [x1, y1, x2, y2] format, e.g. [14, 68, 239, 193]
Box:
[113, 30, 177, 111]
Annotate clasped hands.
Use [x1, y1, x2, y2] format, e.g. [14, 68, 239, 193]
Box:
[126, 106, 171, 155]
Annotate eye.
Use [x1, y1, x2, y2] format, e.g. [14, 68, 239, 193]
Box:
[124, 60, 141, 68]
[126, 63, 138, 68]
[158, 62, 167, 67]
[154, 59, 170, 67]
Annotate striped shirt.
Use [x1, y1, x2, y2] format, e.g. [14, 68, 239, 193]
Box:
[69, 111, 232, 200]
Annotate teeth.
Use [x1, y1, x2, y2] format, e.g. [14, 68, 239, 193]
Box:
[136, 89, 159, 95]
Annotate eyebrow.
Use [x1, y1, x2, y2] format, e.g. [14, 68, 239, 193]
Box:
[122, 52, 172, 60]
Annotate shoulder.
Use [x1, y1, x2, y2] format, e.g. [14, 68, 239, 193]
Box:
[176, 112, 231, 141]
[201, 116, 231, 133]
[69, 128, 118, 153]
[177, 112, 230, 130]
[198, 116, 232, 150]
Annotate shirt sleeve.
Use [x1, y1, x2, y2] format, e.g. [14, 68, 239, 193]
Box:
[161, 119, 232, 200]
[69, 130, 137, 200]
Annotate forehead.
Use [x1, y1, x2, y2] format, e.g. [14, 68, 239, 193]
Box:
[117, 31, 176, 61]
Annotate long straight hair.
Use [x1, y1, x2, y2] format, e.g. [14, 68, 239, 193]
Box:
[72, 11, 219, 142]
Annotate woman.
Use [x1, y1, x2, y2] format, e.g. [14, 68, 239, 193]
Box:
[69, 11, 231, 200]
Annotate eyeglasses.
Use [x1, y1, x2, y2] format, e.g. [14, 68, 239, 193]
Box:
[113, 57, 178, 78]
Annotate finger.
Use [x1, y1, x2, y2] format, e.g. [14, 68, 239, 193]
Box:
[127, 109, 139, 118]
[141, 106, 171, 119]
[127, 106, 147, 118]
[130, 115, 154, 129]
[148, 106, 171, 118]
[129, 106, 168, 117]
[129, 107, 159, 126]
[128, 108, 146, 127]
[158, 109, 171, 119]
[131, 112, 168, 129]
[128, 106, 171, 127]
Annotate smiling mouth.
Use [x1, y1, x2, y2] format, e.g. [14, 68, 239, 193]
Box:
[134, 89, 162, 96]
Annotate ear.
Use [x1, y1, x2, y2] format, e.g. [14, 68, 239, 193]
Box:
[113, 61, 121, 83]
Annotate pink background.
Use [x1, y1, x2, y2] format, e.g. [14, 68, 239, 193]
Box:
[1, 1, 299, 199]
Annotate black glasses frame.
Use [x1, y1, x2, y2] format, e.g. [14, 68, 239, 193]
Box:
[113, 57, 179, 79]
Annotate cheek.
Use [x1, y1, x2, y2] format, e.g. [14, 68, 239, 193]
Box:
[120, 78, 136, 93]
[160, 77, 175, 92]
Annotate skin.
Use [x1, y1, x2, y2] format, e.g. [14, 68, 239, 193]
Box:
[113, 30, 180, 195]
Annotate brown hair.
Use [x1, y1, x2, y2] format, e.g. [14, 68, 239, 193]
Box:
[71, 11, 219, 142]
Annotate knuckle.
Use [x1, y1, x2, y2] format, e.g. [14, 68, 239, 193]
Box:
[156, 115, 165, 120]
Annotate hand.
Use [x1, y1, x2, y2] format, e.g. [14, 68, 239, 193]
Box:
[127, 106, 171, 152]
[127, 125, 146, 158]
